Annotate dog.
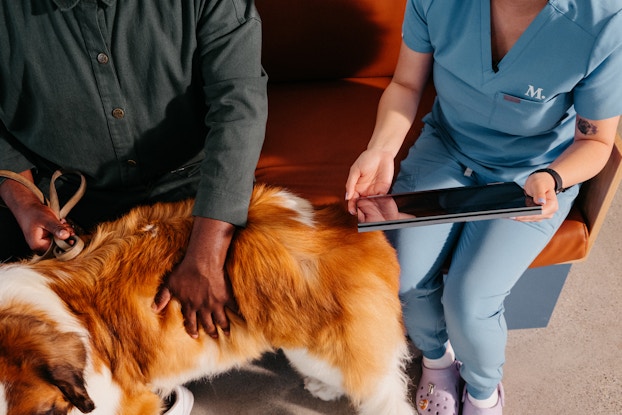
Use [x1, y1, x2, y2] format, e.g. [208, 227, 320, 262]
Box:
[0, 184, 414, 415]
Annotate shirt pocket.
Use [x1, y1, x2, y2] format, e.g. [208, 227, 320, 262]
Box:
[169, 160, 202, 178]
[488, 91, 572, 136]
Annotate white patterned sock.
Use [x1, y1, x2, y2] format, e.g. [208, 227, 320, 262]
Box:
[422, 345, 455, 369]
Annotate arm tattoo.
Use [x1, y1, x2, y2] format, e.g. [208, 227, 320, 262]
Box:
[577, 116, 598, 135]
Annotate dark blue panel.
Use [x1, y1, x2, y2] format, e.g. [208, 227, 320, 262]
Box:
[505, 264, 571, 330]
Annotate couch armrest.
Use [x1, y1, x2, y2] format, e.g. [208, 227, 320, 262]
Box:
[573, 132, 622, 259]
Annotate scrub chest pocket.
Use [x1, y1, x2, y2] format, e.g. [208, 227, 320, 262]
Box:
[488, 91, 573, 136]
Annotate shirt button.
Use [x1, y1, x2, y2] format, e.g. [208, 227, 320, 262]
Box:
[127, 160, 137, 167]
[112, 108, 125, 119]
[97, 52, 109, 64]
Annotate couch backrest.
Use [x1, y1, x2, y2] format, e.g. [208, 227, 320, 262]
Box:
[256, 0, 407, 82]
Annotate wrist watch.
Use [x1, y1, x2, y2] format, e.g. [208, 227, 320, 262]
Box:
[531, 168, 565, 194]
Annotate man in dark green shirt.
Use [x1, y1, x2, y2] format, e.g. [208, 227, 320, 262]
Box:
[0, 0, 267, 344]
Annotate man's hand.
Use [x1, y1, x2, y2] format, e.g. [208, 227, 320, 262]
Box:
[0, 170, 74, 254]
[17, 204, 75, 254]
[152, 216, 237, 339]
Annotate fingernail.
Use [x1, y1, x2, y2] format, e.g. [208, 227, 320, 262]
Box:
[537, 197, 546, 204]
[345, 192, 349, 200]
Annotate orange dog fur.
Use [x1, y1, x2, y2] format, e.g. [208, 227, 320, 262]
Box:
[0, 184, 414, 415]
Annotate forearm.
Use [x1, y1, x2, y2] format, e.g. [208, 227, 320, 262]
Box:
[367, 45, 433, 157]
[367, 81, 423, 157]
[0, 169, 40, 214]
[185, 216, 235, 273]
[548, 115, 620, 188]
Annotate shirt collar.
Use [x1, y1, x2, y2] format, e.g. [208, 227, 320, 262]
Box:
[53, 0, 116, 11]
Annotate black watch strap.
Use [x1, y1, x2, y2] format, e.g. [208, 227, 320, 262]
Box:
[532, 168, 564, 194]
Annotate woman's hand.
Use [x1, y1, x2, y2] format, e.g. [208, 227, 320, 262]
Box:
[517, 172, 559, 222]
[345, 149, 395, 215]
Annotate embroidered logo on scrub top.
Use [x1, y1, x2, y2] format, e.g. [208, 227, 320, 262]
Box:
[524, 84, 546, 100]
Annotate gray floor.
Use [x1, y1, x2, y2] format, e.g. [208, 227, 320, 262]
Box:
[188, 130, 622, 415]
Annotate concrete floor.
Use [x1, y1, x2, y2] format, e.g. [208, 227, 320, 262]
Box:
[187, 126, 622, 415]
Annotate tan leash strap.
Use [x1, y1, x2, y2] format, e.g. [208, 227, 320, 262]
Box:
[48, 169, 87, 221]
[42, 170, 87, 261]
[0, 169, 86, 261]
[0, 170, 46, 205]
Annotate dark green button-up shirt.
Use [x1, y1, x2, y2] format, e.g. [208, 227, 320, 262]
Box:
[0, 0, 267, 226]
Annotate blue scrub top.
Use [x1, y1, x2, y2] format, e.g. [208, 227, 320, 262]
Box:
[403, 0, 622, 182]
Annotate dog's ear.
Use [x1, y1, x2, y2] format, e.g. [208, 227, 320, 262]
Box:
[0, 310, 96, 413]
[47, 364, 96, 413]
[40, 331, 96, 413]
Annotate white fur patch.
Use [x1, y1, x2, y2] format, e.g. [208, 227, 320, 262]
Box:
[275, 190, 315, 227]
[303, 377, 344, 401]
[0, 383, 7, 415]
[284, 344, 415, 415]
[74, 365, 121, 415]
[282, 348, 345, 400]
[0, 265, 87, 337]
[358, 342, 415, 415]
[142, 224, 158, 236]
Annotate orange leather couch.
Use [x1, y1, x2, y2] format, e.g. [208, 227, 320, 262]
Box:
[254, 0, 622, 268]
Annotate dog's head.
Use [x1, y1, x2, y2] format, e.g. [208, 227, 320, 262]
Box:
[0, 308, 95, 415]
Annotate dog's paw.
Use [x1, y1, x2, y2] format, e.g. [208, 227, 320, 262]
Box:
[303, 377, 344, 401]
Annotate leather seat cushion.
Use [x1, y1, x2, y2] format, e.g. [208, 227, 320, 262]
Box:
[256, 78, 589, 268]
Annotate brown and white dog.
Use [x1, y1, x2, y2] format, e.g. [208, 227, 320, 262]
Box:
[0, 184, 414, 415]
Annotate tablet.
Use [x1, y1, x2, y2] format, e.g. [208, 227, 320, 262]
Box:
[356, 182, 542, 232]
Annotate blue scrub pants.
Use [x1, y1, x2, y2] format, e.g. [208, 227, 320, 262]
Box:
[390, 130, 579, 399]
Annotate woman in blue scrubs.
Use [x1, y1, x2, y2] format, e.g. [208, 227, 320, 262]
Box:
[346, 1, 622, 414]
